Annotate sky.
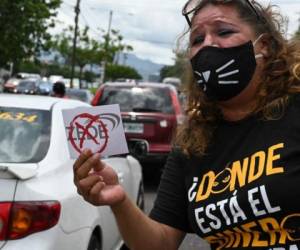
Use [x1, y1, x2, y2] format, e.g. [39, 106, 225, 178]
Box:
[56, 0, 300, 65]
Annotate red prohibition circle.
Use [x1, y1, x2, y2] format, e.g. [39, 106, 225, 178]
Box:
[68, 113, 109, 154]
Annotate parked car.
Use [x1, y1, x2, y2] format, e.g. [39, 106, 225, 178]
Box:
[3, 73, 43, 93]
[0, 94, 144, 250]
[162, 77, 182, 90]
[66, 88, 94, 104]
[3, 78, 21, 93]
[16, 72, 41, 80]
[92, 82, 184, 165]
[36, 81, 52, 95]
[14, 79, 40, 94]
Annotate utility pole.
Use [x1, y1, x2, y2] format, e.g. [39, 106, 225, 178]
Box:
[100, 10, 113, 84]
[70, 0, 81, 88]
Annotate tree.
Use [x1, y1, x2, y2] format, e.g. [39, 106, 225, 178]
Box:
[50, 26, 135, 84]
[160, 50, 188, 81]
[50, 26, 100, 86]
[70, 27, 98, 87]
[102, 29, 133, 65]
[0, 0, 61, 72]
[106, 64, 142, 81]
[50, 28, 73, 66]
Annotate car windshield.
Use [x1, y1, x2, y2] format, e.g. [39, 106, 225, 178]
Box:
[98, 86, 175, 114]
[67, 90, 88, 102]
[18, 81, 35, 88]
[0, 107, 51, 163]
[40, 82, 51, 88]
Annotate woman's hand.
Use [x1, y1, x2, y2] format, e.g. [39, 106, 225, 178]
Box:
[73, 149, 126, 206]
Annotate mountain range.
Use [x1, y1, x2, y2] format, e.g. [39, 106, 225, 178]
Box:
[40, 51, 166, 81]
[117, 53, 165, 81]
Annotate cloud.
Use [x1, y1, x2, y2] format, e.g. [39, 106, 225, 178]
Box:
[55, 0, 300, 65]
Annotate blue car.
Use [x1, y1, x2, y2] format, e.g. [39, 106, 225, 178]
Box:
[37, 81, 53, 95]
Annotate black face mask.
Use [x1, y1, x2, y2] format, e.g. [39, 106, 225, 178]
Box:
[190, 41, 257, 101]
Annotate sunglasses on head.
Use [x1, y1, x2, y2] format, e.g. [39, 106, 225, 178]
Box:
[182, 0, 261, 27]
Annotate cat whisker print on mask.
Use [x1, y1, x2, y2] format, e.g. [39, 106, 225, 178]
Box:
[216, 59, 239, 85]
[194, 70, 208, 91]
[190, 41, 258, 101]
[218, 68, 240, 85]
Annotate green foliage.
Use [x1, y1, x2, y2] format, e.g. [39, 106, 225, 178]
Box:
[0, 0, 61, 70]
[89, 87, 98, 95]
[160, 65, 178, 81]
[102, 29, 133, 64]
[51, 26, 133, 68]
[106, 64, 142, 81]
[160, 50, 188, 81]
[45, 64, 73, 78]
[84, 71, 97, 83]
[49, 26, 137, 83]
[17, 23, 139, 84]
[18, 61, 41, 74]
[19, 61, 69, 78]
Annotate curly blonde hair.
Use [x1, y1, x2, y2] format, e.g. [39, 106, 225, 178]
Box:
[175, 0, 300, 157]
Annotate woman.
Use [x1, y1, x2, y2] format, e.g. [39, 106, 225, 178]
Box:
[73, 0, 300, 249]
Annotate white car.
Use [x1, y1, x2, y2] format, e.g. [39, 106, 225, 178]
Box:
[0, 94, 144, 250]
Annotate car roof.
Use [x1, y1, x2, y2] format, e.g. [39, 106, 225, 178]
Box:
[103, 81, 177, 91]
[19, 78, 40, 82]
[0, 93, 81, 110]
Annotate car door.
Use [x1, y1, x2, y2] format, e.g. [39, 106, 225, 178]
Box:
[99, 157, 133, 249]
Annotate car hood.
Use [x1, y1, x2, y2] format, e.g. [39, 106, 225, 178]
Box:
[0, 163, 38, 180]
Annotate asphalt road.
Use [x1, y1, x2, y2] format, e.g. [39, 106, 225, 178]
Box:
[143, 172, 211, 250]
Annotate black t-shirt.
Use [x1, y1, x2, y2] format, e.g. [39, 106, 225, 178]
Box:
[150, 95, 300, 250]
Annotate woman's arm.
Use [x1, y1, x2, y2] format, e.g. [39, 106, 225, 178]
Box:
[73, 149, 185, 250]
[111, 194, 185, 250]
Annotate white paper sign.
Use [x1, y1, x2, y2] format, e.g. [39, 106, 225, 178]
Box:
[62, 104, 128, 158]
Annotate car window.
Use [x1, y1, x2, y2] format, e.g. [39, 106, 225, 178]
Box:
[98, 86, 175, 114]
[0, 107, 51, 163]
[40, 83, 50, 88]
[18, 81, 35, 88]
[67, 90, 88, 102]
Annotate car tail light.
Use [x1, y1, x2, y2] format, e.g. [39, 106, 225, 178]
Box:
[169, 90, 182, 115]
[168, 90, 185, 125]
[0, 201, 61, 240]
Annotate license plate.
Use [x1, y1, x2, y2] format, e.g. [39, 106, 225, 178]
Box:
[123, 123, 144, 134]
